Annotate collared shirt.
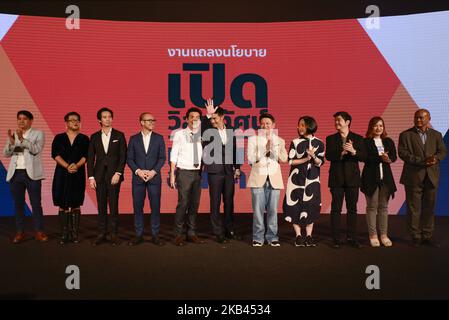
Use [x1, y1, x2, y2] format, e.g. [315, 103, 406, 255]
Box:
[170, 128, 202, 170]
[141, 131, 152, 153]
[416, 127, 427, 145]
[217, 126, 227, 145]
[101, 128, 112, 154]
[15, 129, 30, 169]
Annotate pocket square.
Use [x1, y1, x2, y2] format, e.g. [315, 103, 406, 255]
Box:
[113, 140, 119, 143]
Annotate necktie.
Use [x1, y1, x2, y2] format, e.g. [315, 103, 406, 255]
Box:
[191, 132, 199, 168]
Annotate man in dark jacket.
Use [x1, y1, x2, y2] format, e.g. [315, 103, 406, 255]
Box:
[202, 99, 242, 243]
[398, 109, 447, 247]
[326, 111, 366, 248]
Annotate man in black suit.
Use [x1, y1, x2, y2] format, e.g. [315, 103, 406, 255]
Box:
[398, 109, 447, 247]
[87, 107, 127, 246]
[325, 111, 366, 248]
[127, 113, 166, 246]
[202, 99, 242, 243]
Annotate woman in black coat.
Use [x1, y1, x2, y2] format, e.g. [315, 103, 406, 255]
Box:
[361, 116, 397, 247]
[51, 112, 89, 244]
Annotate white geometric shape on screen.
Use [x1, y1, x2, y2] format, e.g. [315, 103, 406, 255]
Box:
[358, 10, 449, 133]
[0, 13, 19, 41]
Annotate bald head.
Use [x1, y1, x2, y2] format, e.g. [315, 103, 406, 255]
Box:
[140, 113, 156, 132]
[414, 109, 431, 131]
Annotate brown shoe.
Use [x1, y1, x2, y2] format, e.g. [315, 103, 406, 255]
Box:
[187, 235, 205, 244]
[174, 235, 185, 246]
[35, 231, 49, 242]
[12, 232, 25, 244]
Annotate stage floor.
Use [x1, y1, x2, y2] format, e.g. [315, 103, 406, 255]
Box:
[0, 214, 448, 300]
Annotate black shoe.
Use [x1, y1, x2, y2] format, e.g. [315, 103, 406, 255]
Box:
[305, 236, 317, 247]
[347, 238, 362, 249]
[216, 235, 229, 244]
[110, 234, 120, 246]
[225, 230, 242, 241]
[411, 238, 422, 247]
[92, 234, 107, 246]
[332, 239, 341, 249]
[295, 235, 306, 247]
[422, 238, 440, 248]
[128, 236, 144, 246]
[151, 236, 164, 246]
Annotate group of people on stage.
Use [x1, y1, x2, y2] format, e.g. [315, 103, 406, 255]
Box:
[3, 103, 447, 248]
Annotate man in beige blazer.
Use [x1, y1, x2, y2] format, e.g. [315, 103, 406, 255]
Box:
[248, 113, 288, 247]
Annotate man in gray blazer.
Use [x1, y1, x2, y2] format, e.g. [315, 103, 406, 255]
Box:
[3, 110, 48, 244]
[398, 109, 447, 247]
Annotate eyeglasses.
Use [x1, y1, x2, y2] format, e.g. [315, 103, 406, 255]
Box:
[142, 119, 156, 123]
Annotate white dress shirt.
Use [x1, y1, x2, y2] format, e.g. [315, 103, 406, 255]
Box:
[170, 128, 202, 170]
[101, 128, 112, 154]
[217, 126, 227, 145]
[142, 131, 152, 153]
[15, 129, 30, 169]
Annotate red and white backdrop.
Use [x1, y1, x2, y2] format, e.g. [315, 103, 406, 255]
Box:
[1, 11, 448, 215]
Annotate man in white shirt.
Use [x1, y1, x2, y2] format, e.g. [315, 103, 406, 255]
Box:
[3, 110, 48, 243]
[87, 107, 127, 246]
[126, 113, 166, 246]
[170, 107, 204, 246]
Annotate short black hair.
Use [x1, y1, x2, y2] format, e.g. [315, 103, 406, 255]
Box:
[259, 113, 275, 123]
[17, 110, 33, 120]
[298, 116, 318, 135]
[214, 107, 224, 117]
[333, 111, 352, 126]
[186, 107, 202, 118]
[97, 107, 113, 120]
[64, 111, 81, 122]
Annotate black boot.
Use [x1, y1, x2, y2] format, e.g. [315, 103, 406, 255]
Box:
[67, 210, 73, 242]
[59, 209, 69, 245]
[71, 208, 81, 243]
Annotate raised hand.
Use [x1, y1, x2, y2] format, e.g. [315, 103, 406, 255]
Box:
[205, 98, 218, 116]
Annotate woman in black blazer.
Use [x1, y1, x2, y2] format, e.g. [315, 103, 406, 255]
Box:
[361, 117, 397, 247]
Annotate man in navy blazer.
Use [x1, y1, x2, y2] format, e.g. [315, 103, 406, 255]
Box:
[127, 113, 166, 246]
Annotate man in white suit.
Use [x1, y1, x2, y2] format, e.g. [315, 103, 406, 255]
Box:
[247, 113, 288, 247]
[3, 110, 48, 244]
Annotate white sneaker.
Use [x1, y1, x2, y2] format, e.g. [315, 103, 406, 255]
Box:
[269, 241, 281, 247]
[252, 240, 263, 247]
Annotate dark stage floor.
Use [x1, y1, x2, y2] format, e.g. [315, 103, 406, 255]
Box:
[0, 214, 448, 300]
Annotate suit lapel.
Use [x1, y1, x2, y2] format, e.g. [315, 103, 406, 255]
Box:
[106, 129, 115, 154]
[146, 133, 154, 155]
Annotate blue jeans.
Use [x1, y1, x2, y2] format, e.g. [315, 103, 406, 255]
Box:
[251, 179, 280, 243]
